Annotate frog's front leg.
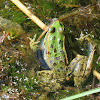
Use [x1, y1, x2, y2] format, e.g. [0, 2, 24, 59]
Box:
[28, 34, 40, 52]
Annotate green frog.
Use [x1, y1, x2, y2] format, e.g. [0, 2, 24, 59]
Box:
[29, 20, 95, 92]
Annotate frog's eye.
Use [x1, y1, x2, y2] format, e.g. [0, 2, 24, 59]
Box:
[49, 27, 55, 33]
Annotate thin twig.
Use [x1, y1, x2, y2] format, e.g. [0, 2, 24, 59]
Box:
[10, 0, 47, 30]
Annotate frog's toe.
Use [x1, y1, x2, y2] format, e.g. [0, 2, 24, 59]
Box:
[28, 35, 40, 51]
[27, 37, 32, 41]
[28, 34, 40, 44]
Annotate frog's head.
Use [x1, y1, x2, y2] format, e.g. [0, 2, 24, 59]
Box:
[49, 20, 64, 34]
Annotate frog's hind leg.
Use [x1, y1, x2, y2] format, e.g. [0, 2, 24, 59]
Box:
[37, 70, 62, 92]
[74, 43, 96, 87]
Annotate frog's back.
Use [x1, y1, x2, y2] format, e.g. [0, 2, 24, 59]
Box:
[43, 20, 67, 71]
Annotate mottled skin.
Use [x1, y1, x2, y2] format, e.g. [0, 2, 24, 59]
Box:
[43, 20, 68, 70]
[29, 20, 95, 92]
[66, 45, 95, 86]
